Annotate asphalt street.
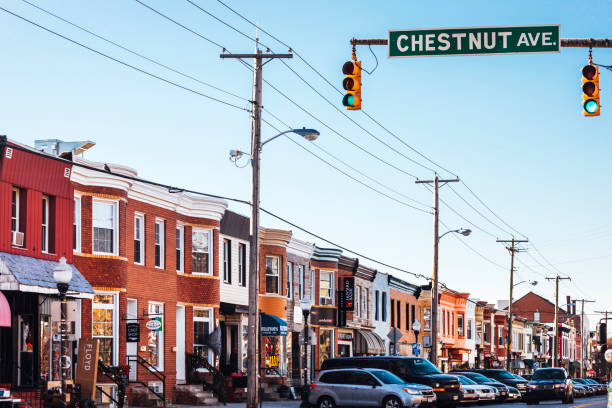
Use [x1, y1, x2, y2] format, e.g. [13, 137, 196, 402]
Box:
[182, 394, 608, 408]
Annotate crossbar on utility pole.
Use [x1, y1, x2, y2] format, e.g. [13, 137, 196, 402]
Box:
[497, 238, 528, 371]
[545, 275, 571, 367]
[349, 37, 612, 48]
[415, 175, 459, 368]
[221, 46, 293, 408]
[574, 299, 595, 377]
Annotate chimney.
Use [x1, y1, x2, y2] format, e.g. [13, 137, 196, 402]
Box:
[572, 302, 576, 316]
[566, 296, 571, 315]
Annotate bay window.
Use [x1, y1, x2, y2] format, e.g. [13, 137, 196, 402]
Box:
[265, 256, 280, 294]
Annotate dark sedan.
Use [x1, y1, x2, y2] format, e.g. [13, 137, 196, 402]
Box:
[526, 368, 574, 405]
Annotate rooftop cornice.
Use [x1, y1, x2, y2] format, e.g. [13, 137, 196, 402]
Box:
[260, 228, 292, 247]
[287, 237, 314, 258]
[312, 246, 342, 262]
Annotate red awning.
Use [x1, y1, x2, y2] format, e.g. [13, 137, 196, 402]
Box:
[0, 291, 10, 327]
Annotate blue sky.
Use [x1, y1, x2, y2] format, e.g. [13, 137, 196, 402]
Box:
[1, 0, 611, 327]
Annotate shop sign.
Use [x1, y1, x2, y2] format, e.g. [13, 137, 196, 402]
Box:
[146, 317, 162, 331]
[311, 306, 336, 326]
[76, 338, 99, 400]
[126, 322, 140, 342]
[344, 278, 354, 310]
[337, 291, 346, 327]
[338, 332, 353, 342]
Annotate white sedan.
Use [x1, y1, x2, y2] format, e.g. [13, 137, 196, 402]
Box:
[454, 374, 498, 403]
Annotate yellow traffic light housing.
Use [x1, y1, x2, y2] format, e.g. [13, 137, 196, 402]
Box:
[582, 64, 600, 116]
[342, 60, 361, 110]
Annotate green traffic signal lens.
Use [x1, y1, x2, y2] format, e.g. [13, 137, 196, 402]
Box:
[342, 94, 355, 107]
[584, 99, 599, 113]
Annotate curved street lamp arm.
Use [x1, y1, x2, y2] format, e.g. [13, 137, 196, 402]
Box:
[261, 130, 293, 147]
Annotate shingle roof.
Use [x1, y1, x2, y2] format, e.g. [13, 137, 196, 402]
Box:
[220, 210, 250, 241]
[0, 252, 93, 293]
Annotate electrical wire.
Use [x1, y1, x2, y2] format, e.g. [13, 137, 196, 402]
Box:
[0, 6, 251, 113]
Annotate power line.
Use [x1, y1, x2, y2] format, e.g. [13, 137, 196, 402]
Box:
[20, 0, 250, 103]
[0, 6, 251, 113]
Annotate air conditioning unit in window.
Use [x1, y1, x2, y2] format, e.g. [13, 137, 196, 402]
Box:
[11, 231, 24, 247]
[321, 297, 332, 306]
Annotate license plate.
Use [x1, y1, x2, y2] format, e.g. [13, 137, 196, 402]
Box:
[453, 396, 458, 400]
[501, 392, 506, 395]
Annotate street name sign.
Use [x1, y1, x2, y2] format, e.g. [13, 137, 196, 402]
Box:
[389, 25, 560, 58]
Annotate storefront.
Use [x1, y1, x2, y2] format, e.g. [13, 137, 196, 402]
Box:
[310, 306, 336, 374]
[337, 330, 353, 357]
[260, 313, 288, 378]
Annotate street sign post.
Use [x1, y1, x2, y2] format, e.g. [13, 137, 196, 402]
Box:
[389, 25, 560, 58]
[412, 342, 422, 356]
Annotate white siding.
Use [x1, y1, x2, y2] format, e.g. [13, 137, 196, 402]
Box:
[219, 234, 249, 305]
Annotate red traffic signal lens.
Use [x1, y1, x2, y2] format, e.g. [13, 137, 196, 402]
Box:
[582, 65, 597, 80]
[342, 61, 356, 75]
[582, 81, 597, 97]
[343, 77, 355, 91]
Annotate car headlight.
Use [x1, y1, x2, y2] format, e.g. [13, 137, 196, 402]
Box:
[404, 388, 421, 395]
[554, 384, 565, 389]
[528, 385, 537, 389]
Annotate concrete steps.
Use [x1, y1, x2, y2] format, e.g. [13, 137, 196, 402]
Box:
[174, 384, 218, 406]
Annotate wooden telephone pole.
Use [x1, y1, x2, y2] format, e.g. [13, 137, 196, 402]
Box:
[546, 275, 571, 367]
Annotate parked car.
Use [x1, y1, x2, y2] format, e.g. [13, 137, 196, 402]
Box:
[449, 372, 508, 402]
[308, 368, 436, 408]
[506, 386, 522, 402]
[572, 383, 586, 398]
[522, 374, 533, 381]
[322, 357, 462, 407]
[572, 379, 595, 396]
[525, 368, 574, 405]
[452, 369, 528, 394]
[584, 378, 607, 395]
[453, 375, 497, 404]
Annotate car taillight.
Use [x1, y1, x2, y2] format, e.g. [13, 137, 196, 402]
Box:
[310, 384, 317, 390]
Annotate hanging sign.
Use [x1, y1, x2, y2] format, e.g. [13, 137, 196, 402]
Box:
[344, 277, 354, 310]
[337, 291, 347, 327]
[76, 338, 99, 400]
[146, 317, 162, 331]
[126, 322, 140, 342]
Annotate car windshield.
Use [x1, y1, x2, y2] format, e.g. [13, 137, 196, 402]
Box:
[533, 370, 566, 380]
[586, 379, 599, 384]
[494, 371, 516, 379]
[465, 373, 493, 383]
[370, 370, 405, 385]
[573, 379, 588, 384]
[404, 358, 441, 375]
[457, 375, 476, 385]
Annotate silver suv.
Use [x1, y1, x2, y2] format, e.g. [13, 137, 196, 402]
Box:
[308, 368, 436, 408]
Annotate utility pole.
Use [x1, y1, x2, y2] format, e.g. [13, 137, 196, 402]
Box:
[497, 238, 528, 371]
[221, 43, 292, 408]
[575, 299, 595, 377]
[546, 275, 571, 367]
[415, 174, 459, 368]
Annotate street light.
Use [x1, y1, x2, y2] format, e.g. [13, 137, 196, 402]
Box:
[513, 280, 538, 288]
[232, 127, 319, 407]
[430, 227, 472, 367]
[53, 257, 72, 403]
[300, 297, 313, 389]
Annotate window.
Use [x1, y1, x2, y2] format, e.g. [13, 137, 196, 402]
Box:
[93, 294, 117, 366]
[286, 262, 292, 298]
[382, 292, 387, 322]
[442, 311, 446, 335]
[390, 299, 395, 328]
[92, 200, 118, 254]
[406, 304, 410, 330]
[319, 329, 334, 367]
[355, 286, 361, 317]
[363, 288, 368, 321]
[176, 226, 184, 272]
[484, 322, 491, 343]
[147, 303, 164, 370]
[498, 327, 504, 346]
[223, 239, 231, 283]
[467, 319, 473, 339]
[194, 308, 212, 363]
[134, 214, 144, 265]
[238, 243, 246, 286]
[319, 271, 333, 304]
[154, 220, 164, 268]
[73, 196, 81, 251]
[41, 195, 49, 252]
[311, 270, 315, 302]
[458, 314, 464, 337]
[11, 188, 19, 233]
[192, 228, 212, 274]
[298, 265, 305, 299]
[424, 307, 431, 331]
[265, 256, 280, 294]
[397, 301, 402, 330]
[375, 290, 380, 321]
[411, 305, 415, 327]
[534, 311, 540, 322]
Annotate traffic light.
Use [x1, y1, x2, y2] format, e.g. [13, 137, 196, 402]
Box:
[598, 322, 607, 344]
[342, 60, 361, 110]
[582, 64, 600, 116]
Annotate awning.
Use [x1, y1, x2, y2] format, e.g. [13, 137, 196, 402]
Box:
[354, 330, 386, 355]
[0, 291, 10, 327]
[260, 313, 287, 336]
[0, 252, 93, 296]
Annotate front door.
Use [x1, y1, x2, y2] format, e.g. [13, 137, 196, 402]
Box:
[291, 332, 301, 380]
[176, 305, 185, 381]
[126, 299, 138, 381]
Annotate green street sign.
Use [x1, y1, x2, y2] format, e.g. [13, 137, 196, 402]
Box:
[388, 25, 560, 58]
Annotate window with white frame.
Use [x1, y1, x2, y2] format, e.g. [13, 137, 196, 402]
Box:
[92, 200, 118, 254]
[41, 195, 49, 253]
[223, 239, 231, 283]
[319, 271, 333, 305]
[498, 327, 504, 346]
[134, 214, 144, 265]
[457, 313, 464, 337]
[93, 294, 117, 366]
[363, 288, 368, 321]
[355, 285, 361, 317]
[11, 188, 19, 233]
[192, 228, 212, 274]
[286, 262, 293, 299]
[155, 220, 164, 268]
[73, 196, 81, 252]
[147, 302, 164, 370]
[238, 243, 246, 286]
[176, 225, 184, 272]
[298, 265, 305, 299]
[265, 256, 280, 294]
[193, 308, 213, 363]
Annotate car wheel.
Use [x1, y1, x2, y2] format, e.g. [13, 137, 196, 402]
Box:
[383, 396, 404, 408]
[317, 396, 336, 408]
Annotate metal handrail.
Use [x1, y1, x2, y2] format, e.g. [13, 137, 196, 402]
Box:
[186, 352, 226, 403]
[125, 355, 166, 405]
